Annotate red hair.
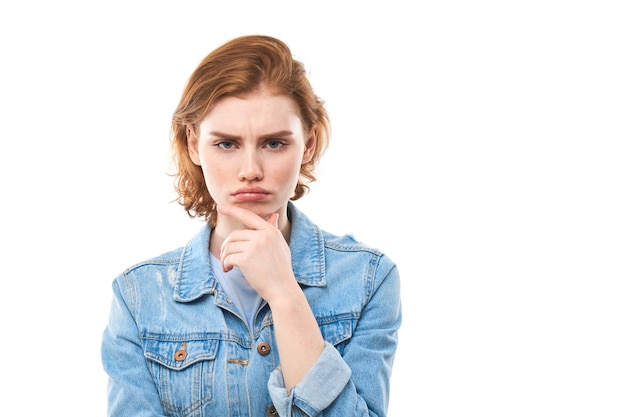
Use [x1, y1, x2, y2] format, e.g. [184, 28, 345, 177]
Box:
[170, 35, 330, 225]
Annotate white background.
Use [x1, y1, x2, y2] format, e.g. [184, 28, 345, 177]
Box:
[1, 1, 624, 415]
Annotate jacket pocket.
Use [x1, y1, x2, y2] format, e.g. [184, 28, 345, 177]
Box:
[318, 314, 356, 354]
[143, 337, 218, 417]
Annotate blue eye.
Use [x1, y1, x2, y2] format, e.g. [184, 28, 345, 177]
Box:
[267, 140, 284, 149]
[217, 141, 235, 149]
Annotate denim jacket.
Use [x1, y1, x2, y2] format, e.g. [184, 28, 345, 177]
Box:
[101, 203, 401, 416]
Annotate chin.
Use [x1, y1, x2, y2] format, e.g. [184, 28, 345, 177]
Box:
[237, 202, 278, 217]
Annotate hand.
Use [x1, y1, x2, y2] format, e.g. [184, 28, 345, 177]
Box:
[217, 204, 297, 303]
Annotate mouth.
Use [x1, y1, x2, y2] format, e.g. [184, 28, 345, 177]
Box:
[232, 187, 270, 202]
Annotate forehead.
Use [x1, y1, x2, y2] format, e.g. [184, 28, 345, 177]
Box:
[200, 91, 303, 133]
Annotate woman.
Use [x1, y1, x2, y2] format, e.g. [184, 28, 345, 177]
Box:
[101, 34, 401, 417]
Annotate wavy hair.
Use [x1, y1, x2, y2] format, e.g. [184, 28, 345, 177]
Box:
[170, 35, 330, 226]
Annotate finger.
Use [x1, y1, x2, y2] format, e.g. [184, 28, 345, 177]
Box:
[222, 253, 234, 273]
[217, 204, 269, 230]
[219, 237, 248, 261]
[220, 241, 243, 272]
[220, 234, 258, 272]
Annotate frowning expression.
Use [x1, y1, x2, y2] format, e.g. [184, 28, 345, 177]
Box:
[187, 86, 316, 222]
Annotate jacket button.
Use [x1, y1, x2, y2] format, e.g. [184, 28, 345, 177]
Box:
[174, 349, 187, 361]
[257, 341, 271, 356]
[174, 341, 187, 361]
[266, 405, 278, 416]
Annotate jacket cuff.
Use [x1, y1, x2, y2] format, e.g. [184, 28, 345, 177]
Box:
[268, 342, 351, 415]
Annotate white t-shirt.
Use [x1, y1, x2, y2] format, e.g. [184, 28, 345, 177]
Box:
[209, 253, 263, 332]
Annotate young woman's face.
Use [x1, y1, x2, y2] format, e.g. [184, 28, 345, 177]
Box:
[188, 87, 316, 223]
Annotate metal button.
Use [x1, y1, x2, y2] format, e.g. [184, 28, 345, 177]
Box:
[257, 341, 271, 356]
[174, 341, 187, 361]
[266, 405, 278, 416]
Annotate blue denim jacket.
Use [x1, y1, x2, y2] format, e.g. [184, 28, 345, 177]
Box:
[101, 203, 401, 416]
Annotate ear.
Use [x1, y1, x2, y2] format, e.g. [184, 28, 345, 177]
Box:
[186, 125, 201, 166]
[301, 130, 317, 164]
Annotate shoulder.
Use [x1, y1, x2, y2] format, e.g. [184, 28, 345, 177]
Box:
[289, 202, 396, 274]
[110, 247, 185, 296]
[322, 229, 382, 255]
[118, 222, 211, 279]
[321, 228, 397, 277]
[122, 247, 185, 275]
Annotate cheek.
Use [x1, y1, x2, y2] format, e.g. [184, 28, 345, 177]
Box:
[280, 162, 305, 189]
[270, 156, 301, 176]
[199, 159, 228, 188]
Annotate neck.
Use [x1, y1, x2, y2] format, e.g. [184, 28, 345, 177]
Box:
[209, 207, 291, 258]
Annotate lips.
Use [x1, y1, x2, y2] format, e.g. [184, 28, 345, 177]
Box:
[232, 187, 270, 202]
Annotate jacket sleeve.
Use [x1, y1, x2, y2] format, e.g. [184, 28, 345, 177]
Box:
[268, 260, 402, 416]
[101, 275, 167, 417]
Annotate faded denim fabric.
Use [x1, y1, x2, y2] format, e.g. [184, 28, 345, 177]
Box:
[101, 202, 402, 416]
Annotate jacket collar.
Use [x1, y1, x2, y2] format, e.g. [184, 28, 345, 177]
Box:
[173, 202, 326, 302]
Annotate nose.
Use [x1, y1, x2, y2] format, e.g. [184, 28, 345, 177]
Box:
[238, 150, 263, 181]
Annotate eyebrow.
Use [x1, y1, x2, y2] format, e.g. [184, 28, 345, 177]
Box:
[209, 130, 294, 140]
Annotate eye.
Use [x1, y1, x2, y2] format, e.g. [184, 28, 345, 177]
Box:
[266, 140, 285, 149]
[216, 140, 235, 150]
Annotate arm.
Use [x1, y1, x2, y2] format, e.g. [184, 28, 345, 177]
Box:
[217, 204, 401, 415]
[217, 204, 325, 387]
[269, 262, 402, 416]
[268, 278, 327, 388]
[101, 277, 167, 417]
